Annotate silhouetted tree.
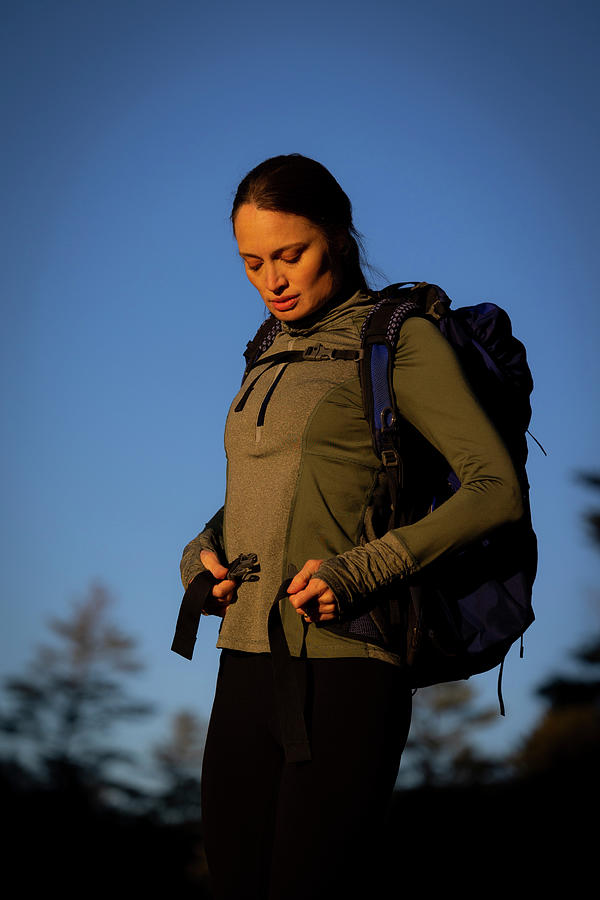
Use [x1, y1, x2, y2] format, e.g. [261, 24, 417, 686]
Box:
[0, 585, 219, 897]
[0, 582, 154, 808]
[513, 625, 600, 780]
[513, 472, 600, 781]
[578, 471, 600, 545]
[153, 710, 206, 823]
[397, 680, 499, 788]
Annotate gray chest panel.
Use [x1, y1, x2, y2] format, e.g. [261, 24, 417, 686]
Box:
[218, 331, 365, 652]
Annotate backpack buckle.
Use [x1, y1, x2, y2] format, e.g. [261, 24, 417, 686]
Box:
[304, 343, 332, 361]
[381, 449, 400, 468]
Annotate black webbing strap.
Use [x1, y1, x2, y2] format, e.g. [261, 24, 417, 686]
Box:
[171, 570, 217, 660]
[267, 576, 311, 764]
[236, 344, 364, 413]
[497, 659, 506, 717]
[245, 344, 362, 373]
[235, 361, 279, 412]
[171, 552, 260, 660]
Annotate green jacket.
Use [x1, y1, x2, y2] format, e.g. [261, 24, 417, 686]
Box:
[180, 290, 523, 664]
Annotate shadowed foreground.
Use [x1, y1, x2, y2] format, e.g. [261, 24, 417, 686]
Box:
[3, 758, 595, 897]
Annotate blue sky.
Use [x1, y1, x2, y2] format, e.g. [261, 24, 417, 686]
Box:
[2, 0, 599, 768]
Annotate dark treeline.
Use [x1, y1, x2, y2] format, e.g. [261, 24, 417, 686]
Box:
[3, 475, 599, 895]
[1, 584, 210, 895]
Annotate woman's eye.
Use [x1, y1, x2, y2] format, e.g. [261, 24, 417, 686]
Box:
[282, 254, 301, 264]
[246, 261, 262, 272]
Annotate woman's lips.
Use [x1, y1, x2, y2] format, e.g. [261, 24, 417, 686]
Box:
[271, 295, 299, 311]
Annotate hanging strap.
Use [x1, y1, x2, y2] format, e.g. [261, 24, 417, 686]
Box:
[171, 553, 260, 660]
[497, 659, 506, 717]
[257, 364, 288, 426]
[171, 570, 216, 660]
[267, 571, 312, 764]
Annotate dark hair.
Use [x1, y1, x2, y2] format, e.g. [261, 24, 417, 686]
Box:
[231, 154, 368, 292]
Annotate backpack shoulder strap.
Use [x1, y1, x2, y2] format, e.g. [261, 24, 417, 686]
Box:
[360, 283, 438, 523]
[360, 284, 444, 450]
[242, 316, 282, 381]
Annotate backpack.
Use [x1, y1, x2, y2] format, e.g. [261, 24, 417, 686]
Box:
[359, 282, 537, 713]
[243, 282, 538, 714]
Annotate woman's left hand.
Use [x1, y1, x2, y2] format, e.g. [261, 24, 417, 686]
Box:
[287, 559, 338, 623]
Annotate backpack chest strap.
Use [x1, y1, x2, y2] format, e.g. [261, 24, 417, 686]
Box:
[236, 344, 363, 413]
[245, 343, 363, 372]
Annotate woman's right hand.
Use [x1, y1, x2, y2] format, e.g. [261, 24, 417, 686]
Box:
[198, 549, 237, 617]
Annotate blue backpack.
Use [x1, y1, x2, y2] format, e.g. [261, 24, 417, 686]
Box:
[359, 282, 537, 712]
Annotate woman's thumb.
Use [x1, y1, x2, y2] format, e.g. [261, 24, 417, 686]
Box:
[200, 549, 228, 580]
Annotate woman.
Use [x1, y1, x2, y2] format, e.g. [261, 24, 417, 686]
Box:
[180, 155, 523, 899]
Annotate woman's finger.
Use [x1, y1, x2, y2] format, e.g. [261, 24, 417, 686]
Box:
[212, 579, 237, 600]
[299, 601, 337, 623]
[287, 559, 324, 594]
[290, 578, 338, 623]
[202, 595, 233, 618]
[288, 579, 323, 609]
[200, 549, 229, 581]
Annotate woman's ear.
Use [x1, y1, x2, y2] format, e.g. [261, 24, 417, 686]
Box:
[330, 227, 351, 258]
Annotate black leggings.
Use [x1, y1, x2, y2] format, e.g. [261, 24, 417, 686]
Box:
[201, 650, 412, 900]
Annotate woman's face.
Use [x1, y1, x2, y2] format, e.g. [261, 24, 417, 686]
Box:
[233, 204, 339, 322]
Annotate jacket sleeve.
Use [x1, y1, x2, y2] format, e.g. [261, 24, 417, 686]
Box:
[180, 506, 225, 588]
[316, 316, 524, 612]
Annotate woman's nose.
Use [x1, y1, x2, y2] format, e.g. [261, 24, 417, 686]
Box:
[264, 263, 288, 294]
